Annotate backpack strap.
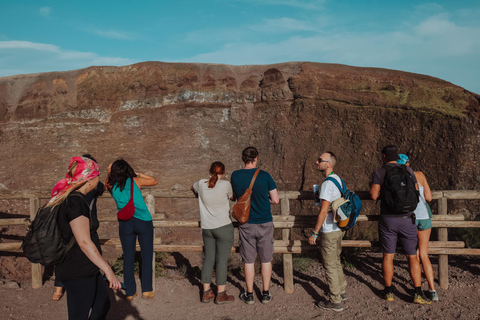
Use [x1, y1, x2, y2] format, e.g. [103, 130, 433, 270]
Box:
[325, 176, 346, 196]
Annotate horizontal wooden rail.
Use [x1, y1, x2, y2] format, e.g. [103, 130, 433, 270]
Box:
[0, 214, 469, 228]
[0, 189, 478, 201]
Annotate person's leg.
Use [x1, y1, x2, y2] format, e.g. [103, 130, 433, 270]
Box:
[53, 268, 65, 300]
[238, 224, 257, 294]
[136, 219, 154, 294]
[201, 228, 216, 291]
[383, 253, 395, 287]
[320, 231, 343, 304]
[335, 231, 347, 296]
[257, 222, 274, 292]
[260, 262, 272, 292]
[63, 276, 96, 320]
[407, 254, 422, 287]
[89, 273, 111, 320]
[213, 224, 234, 289]
[397, 218, 422, 288]
[211, 224, 235, 304]
[418, 227, 435, 291]
[378, 216, 398, 292]
[119, 220, 137, 297]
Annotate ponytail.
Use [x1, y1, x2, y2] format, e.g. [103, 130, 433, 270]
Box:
[206, 161, 225, 188]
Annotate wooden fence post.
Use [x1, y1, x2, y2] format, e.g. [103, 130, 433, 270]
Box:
[29, 197, 42, 289]
[281, 195, 294, 293]
[437, 194, 449, 289]
[145, 193, 156, 292]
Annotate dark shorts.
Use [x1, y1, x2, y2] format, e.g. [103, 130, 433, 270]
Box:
[238, 221, 274, 263]
[416, 219, 433, 231]
[378, 215, 418, 255]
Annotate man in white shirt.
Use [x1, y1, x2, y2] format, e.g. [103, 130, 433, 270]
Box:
[308, 151, 347, 312]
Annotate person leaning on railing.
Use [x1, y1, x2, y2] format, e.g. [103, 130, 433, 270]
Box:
[191, 161, 235, 304]
[106, 159, 157, 301]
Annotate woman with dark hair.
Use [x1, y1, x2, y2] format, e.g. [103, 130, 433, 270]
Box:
[107, 159, 157, 301]
[51, 156, 121, 319]
[191, 161, 235, 304]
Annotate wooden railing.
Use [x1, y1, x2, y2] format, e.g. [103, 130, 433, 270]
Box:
[1, 190, 480, 292]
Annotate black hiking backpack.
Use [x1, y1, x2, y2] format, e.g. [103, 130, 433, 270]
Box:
[382, 164, 419, 214]
[21, 195, 86, 267]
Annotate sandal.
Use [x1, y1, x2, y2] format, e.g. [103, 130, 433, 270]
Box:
[53, 292, 64, 301]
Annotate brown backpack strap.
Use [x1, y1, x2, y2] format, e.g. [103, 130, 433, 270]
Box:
[247, 169, 260, 191]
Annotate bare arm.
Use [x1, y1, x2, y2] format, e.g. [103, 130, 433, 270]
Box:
[134, 172, 158, 188]
[70, 216, 121, 290]
[416, 172, 432, 201]
[269, 188, 280, 204]
[308, 200, 330, 245]
[370, 184, 381, 200]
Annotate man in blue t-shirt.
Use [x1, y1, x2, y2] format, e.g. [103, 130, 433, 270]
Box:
[231, 147, 279, 305]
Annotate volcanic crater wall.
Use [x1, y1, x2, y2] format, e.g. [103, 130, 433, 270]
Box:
[1, 61, 479, 194]
[1, 61, 480, 279]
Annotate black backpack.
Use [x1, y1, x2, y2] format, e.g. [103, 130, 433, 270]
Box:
[382, 164, 419, 214]
[21, 194, 86, 267]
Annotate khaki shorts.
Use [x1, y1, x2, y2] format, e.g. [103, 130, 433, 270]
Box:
[238, 222, 274, 263]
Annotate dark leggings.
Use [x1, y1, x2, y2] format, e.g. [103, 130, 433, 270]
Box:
[119, 217, 154, 296]
[63, 273, 110, 320]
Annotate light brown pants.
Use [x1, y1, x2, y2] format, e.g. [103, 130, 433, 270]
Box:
[320, 230, 347, 304]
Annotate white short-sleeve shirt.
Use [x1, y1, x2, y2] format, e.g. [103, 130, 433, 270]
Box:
[319, 174, 342, 233]
[193, 179, 233, 230]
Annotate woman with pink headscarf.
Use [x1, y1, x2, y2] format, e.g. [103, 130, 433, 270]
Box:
[49, 156, 121, 320]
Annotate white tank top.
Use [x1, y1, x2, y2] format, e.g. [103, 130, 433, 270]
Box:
[414, 183, 430, 220]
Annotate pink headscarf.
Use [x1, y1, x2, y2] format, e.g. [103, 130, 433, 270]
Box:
[48, 156, 100, 204]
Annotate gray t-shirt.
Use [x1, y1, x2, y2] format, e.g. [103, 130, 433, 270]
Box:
[193, 179, 233, 229]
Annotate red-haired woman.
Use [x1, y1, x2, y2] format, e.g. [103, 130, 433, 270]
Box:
[192, 161, 235, 304]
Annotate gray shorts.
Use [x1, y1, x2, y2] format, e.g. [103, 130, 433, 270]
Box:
[238, 221, 274, 263]
[378, 215, 418, 255]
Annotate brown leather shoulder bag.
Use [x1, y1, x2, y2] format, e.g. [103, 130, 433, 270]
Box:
[232, 169, 260, 224]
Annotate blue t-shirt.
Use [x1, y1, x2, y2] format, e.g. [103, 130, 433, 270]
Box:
[231, 168, 277, 224]
[112, 177, 152, 221]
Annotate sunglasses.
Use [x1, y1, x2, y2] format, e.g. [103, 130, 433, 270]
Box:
[317, 158, 330, 163]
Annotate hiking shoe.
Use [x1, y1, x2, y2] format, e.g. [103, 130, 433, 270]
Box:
[317, 300, 343, 312]
[261, 292, 273, 304]
[341, 293, 348, 301]
[426, 291, 439, 301]
[382, 291, 394, 302]
[215, 291, 235, 305]
[239, 292, 255, 305]
[202, 289, 215, 303]
[413, 293, 432, 305]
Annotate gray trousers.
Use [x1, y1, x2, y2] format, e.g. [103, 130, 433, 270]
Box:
[201, 223, 234, 285]
[320, 230, 347, 303]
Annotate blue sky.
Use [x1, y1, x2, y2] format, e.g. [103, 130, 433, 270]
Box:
[1, 0, 479, 94]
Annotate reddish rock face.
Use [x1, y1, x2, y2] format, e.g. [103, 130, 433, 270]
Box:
[1, 61, 479, 195]
[1, 61, 480, 280]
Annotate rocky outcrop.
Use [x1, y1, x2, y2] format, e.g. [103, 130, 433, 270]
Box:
[1, 61, 479, 194]
[2, 61, 480, 281]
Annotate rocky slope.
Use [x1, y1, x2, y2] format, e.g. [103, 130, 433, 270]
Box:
[0, 61, 479, 194]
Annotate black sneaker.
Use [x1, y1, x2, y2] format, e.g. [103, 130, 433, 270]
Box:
[261, 292, 273, 304]
[239, 292, 254, 305]
[317, 300, 344, 312]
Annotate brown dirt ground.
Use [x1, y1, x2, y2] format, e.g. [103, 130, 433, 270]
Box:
[1, 252, 479, 320]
